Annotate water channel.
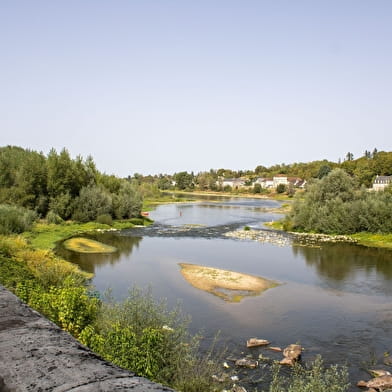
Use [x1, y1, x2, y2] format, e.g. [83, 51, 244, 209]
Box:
[58, 196, 392, 390]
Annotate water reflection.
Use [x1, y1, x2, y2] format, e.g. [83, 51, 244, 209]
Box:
[293, 242, 392, 295]
[56, 233, 142, 274]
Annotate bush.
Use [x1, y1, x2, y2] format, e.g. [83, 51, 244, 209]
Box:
[253, 183, 262, 193]
[0, 204, 37, 234]
[80, 287, 226, 391]
[46, 210, 64, 224]
[290, 169, 392, 234]
[113, 182, 143, 219]
[48, 192, 74, 220]
[96, 214, 113, 226]
[268, 355, 349, 392]
[72, 185, 112, 222]
[28, 279, 100, 337]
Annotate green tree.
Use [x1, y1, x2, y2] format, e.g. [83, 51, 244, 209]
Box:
[113, 181, 143, 219]
[72, 185, 113, 222]
[174, 172, 194, 190]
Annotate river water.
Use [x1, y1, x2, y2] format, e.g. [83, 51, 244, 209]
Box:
[58, 196, 392, 390]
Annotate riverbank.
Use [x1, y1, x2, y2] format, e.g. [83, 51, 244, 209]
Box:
[265, 216, 392, 250]
[23, 218, 149, 250]
[168, 189, 292, 201]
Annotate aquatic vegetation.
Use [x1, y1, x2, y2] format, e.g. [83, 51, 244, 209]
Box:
[63, 237, 117, 253]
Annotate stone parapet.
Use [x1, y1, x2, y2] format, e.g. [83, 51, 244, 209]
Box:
[0, 285, 175, 392]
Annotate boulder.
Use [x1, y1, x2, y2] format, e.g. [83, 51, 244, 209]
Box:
[361, 375, 392, 390]
[279, 344, 302, 366]
[235, 358, 258, 369]
[246, 338, 270, 348]
[369, 369, 391, 377]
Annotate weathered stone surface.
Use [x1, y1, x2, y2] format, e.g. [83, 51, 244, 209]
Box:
[283, 344, 302, 360]
[365, 375, 392, 390]
[234, 358, 258, 369]
[0, 285, 175, 392]
[369, 369, 391, 377]
[246, 338, 270, 348]
[279, 344, 302, 366]
[232, 386, 247, 392]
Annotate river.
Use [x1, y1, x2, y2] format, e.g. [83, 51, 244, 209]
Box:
[58, 196, 392, 390]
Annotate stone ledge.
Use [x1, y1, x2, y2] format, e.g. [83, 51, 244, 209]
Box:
[0, 285, 175, 392]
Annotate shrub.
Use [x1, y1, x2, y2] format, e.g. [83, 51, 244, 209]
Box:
[48, 192, 73, 220]
[276, 183, 287, 194]
[253, 183, 262, 194]
[72, 185, 112, 222]
[29, 279, 100, 337]
[46, 210, 64, 224]
[0, 204, 37, 234]
[80, 287, 226, 391]
[113, 182, 143, 219]
[96, 214, 113, 226]
[268, 355, 349, 392]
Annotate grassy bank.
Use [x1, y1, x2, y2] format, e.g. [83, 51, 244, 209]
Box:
[351, 232, 392, 249]
[0, 216, 230, 392]
[23, 218, 148, 250]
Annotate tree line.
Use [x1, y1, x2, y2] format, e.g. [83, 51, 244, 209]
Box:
[0, 146, 142, 228]
[132, 149, 392, 192]
[288, 168, 392, 234]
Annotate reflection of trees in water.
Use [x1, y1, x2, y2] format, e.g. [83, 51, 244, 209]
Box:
[293, 243, 392, 282]
[56, 233, 142, 274]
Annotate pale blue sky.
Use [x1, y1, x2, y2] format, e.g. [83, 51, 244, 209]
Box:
[1, 1, 391, 176]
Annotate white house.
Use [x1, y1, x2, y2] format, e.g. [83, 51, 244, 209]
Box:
[221, 178, 246, 189]
[372, 175, 392, 191]
[273, 175, 288, 188]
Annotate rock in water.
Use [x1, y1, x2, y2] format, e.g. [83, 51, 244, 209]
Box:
[280, 344, 302, 366]
[246, 338, 270, 348]
[363, 375, 392, 389]
[268, 346, 282, 352]
[369, 369, 391, 377]
[235, 358, 258, 369]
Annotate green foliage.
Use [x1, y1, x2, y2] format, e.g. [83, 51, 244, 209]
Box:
[276, 184, 287, 194]
[0, 204, 37, 234]
[96, 214, 113, 226]
[72, 185, 112, 222]
[317, 164, 332, 179]
[113, 181, 143, 219]
[28, 280, 99, 337]
[174, 171, 194, 190]
[48, 192, 73, 220]
[290, 169, 392, 234]
[267, 355, 349, 392]
[80, 287, 224, 391]
[46, 210, 64, 224]
[253, 183, 262, 193]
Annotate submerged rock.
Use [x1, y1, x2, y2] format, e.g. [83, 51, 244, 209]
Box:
[268, 346, 282, 352]
[235, 358, 258, 369]
[357, 375, 392, 390]
[369, 369, 392, 377]
[246, 338, 270, 348]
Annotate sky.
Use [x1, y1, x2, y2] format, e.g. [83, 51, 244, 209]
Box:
[1, 1, 392, 177]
